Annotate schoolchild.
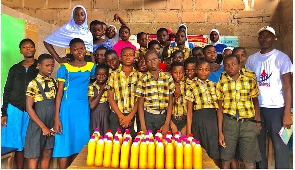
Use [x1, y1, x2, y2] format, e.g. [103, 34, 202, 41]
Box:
[1, 38, 39, 169]
[44, 5, 94, 63]
[24, 54, 56, 169]
[90, 20, 113, 52]
[148, 40, 167, 72]
[216, 55, 261, 169]
[113, 26, 136, 58]
[94, 46, 108, 64]
[136, 32, 148, 54]
[53, 38, 96, 168]
[136, 50, 175, 135]
[192, 46, 204, 62]
[156, 28, 171, 61]
[186, 60, 221, 168]
[171, 24, 194, 50]
[171, 50, 185, 64]
[105, 50, 121, 71]
[184, 57, 198, 83]
[107, 47, 139, 138]
[203, 45, 224, 83]
[88, 64, 110, 135]
[170, 62, 187, 135]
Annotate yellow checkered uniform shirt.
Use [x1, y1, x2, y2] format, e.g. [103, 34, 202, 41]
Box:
[136, 71, 175, 110]
[135, 47, 147, 61]
[173, 81, 187, 116]
[216, 71, 260, 118]
[220, 67, 256, 80]
[88, 81, 108, 103]
[167, 46, 191, 61]
[107, 66, 139, 113]
[185, 77, 218, 110]
[26, 74, 57, 102]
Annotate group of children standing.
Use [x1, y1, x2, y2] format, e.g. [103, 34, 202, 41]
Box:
[1, 4, 291, 170]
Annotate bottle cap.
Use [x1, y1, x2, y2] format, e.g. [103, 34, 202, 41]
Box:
[156, 129, 161, 133]
[107, 129, 112, 132]
[94, 128, 99, 131]
[137, 132, 141, 135]
[90, 135, 95, 139]
[189, 134, 194, 137]
[99, 136, 103, 140]
[125, 129, 130, 133]
[195, 140, 200, 144]
[167, 131, 171, 134]
[175, 131, 179, 135]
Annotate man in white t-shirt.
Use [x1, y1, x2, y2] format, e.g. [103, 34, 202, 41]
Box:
[246, 26, 293, 169]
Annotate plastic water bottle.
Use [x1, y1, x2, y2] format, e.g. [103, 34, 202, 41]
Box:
[111, 136, 121, 168]
[94, 136, 104, 166]
[155, 140, 165, 169]
[139, 139, 148, 169]
[193, 140, 202, 169]
[147, 139, 155, 169]
[103, 137, 113, 168]
[183, 140, 192, 169]
[86, 136, 96, 166]
[120, 138, 130, 168]
[123, 129, 130, 138]
[175, 139, 184, 169]
[148, 130, 154, 139]
[165, 139, 174, 169]
[130, 138, 140, 169]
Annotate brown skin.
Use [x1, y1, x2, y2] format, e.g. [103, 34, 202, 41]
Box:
[210, 31, 219, 43]
[1, 41, 36, 169]
[204, 46, 221, 72]
[137, 33, 148, 48]
[54, 41, 87, 169]
[222, 49, 232, 59]
[258, 30, 292, 128]
[119, 27, 131, 42]
[95, 49, 107, 64]
[149, 44, 161, 57]
[26, 59, 55, 169]
[233, 49, 247, 68]
[90, 24, 105, 45]
[185, 63, 197, 80]
[192, 49, 204, 61]
[107, 48, 138, 128]
[172, 53, 184, 63]
[138, 55, 148, 73]
[105, 53, 120, 71]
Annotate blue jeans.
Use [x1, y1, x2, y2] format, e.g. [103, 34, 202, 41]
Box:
[257, 107, 290, 169]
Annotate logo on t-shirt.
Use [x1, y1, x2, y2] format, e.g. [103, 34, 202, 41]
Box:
[258, 70, 272, 87]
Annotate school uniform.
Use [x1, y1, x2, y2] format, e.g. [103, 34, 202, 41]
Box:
[107, 66, 139, 138]
[171, 81, 187, 132]
[167, 46, 191, 61]
[185, 77, 219, 159]
[88, 81, 110, 135]
[135, 47, 147, 62]
[136, 70, 175, 135]
[216, 71, 261, 163]
[24, 74, 57, 158]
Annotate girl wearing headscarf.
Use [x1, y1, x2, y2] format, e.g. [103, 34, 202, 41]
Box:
[44, 5, 94, 63]
[106, 25, 120, 45]
[209, 28, 227, 64]
[171, 24, 194, 50]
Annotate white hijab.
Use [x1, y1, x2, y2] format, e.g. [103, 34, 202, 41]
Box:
[175, 24, 190, 48]
[106, 25, 120, 45]
[44, 5, 93, 52]
[209, 28, 221, 46]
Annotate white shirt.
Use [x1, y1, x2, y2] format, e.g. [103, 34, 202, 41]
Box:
[246, 49, 293, 108]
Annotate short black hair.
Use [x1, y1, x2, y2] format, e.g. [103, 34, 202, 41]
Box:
[104, 50, 117, 57]
[170, 61, 184, 70]
[223, 54, 241, 64]
[232, 47, 246, 55]
[179, 25, 187, 30]
[90, 20, 102, 28]
[137, 32, 147, 39]
[95, 63, 109, 73]
[157, 28, 168, 35]
[95, 46, 108, 54]
[176, 29, 186, 36]
[19, 38, 35, 49]
[184, 57, 198, 68]
[171, 50, 184, 58]
[192, 46, 203, 53]
[203, 45, 215, 53]
[197, 59, 210, 68]
[69, 38, 84, 47]
[148, 40, 161, 50]
[37, 53, 54, 64]
[144, 50, 159, 60]
[119, 25, 130, 33]
[121, 47, 135, 56]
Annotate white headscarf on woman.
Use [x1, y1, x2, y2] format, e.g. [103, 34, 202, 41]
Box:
[106, 25, 120, 45]
[175, 24, 190, 48]
[44, 5, 93, 52]
[209, 28, 221, 46]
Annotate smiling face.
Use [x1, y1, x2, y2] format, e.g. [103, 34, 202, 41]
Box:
[20, 41, 36, 58]
[38, 58, 55, 77]
[185, 63, 197, 80]
[70, 42, 86, 61]
[73, 7, 86, 25]
[106, 26, 116, 39]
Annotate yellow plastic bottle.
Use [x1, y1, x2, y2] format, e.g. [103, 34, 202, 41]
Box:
[155, 130, 162, 140]
[147, 139, 155, 169]
[148, 130, 154, 139]
[155, 141, 165, 169]
[183, 140, 192, 169]
[165, 139, 174, 169]
[130, 138, 140, 169]
[86, 136, 96, 166]
[175, 139, 184, 169]
[111, 136, 121, 168]
[116, 129, 123, 145]
[139, 139, 148, 169]
[106, 129, 113, 140]
[120, 138, 130, 169]
[93, 128, 100, 141]
[193, 140, 202, 169]
[103, 137, 113, 168]
[188, 134, 194, 145]
[94, 136, 104, 167]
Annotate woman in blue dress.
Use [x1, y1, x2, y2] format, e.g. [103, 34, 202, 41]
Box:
[53, 38, 96, 168]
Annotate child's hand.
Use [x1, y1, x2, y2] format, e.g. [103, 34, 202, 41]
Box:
[160, 123, 170, 135]
[1, 116, 7, 126]
[219, 133, 226, 148]
[113, 14, 120, 22]
[119, 115, 132, 128]
[41, 126, 51, 136]
[54, 120, 63, 135]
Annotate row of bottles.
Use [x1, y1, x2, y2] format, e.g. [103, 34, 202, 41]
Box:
[86, 128, 202, 169]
